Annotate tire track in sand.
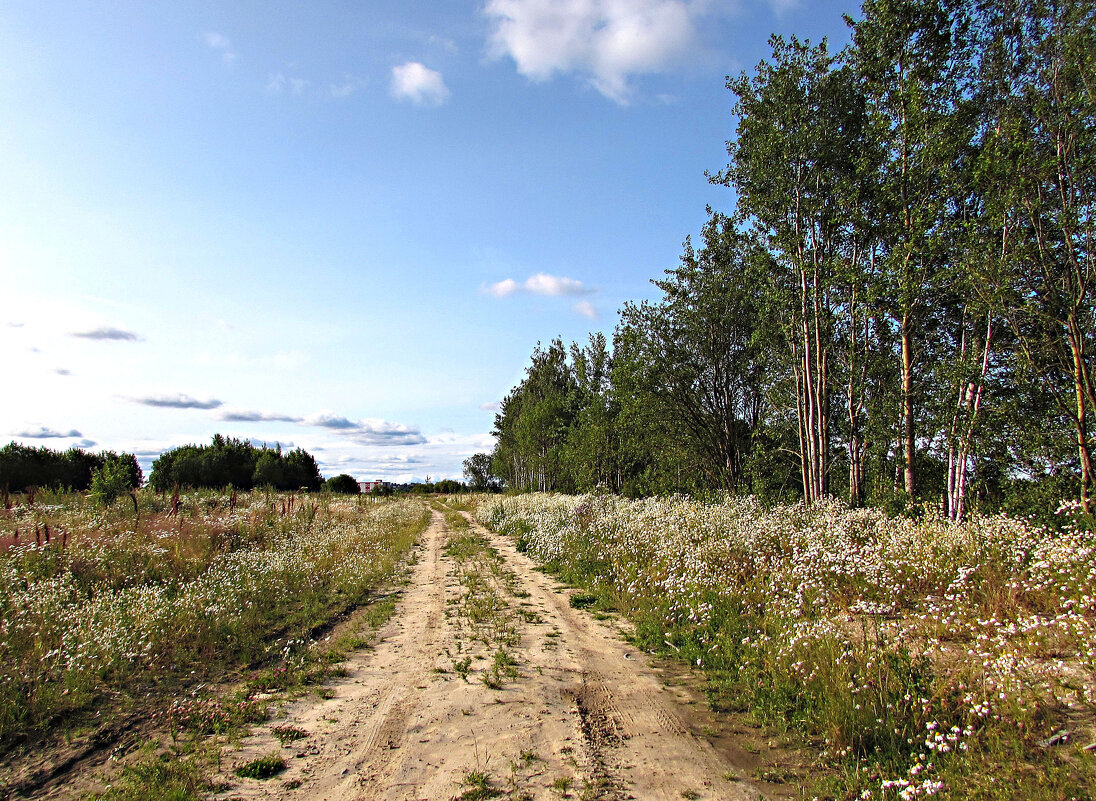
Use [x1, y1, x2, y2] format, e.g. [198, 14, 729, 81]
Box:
[215, 507, 762, 801]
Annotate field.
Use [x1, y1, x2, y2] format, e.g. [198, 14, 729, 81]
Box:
[1, 489, 1093, 800]
[478, 493, 1096, 799]
[0, 489, 428, 798]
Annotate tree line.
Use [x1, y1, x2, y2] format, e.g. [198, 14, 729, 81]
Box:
[490, 0, 1095, 519]
[0, 443, 142, 495]
[149, 435, 322, 492]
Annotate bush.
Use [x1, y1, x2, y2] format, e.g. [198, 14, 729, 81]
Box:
[89, 457, 135, 507]
[325, 474, 360, 494]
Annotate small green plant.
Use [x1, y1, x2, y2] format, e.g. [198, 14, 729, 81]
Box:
[568, 592, 597, 609]
[94, 745, 209, 801]
[235, 753, 286, 780]
[270, 724, 309, 745]
[459, 769, 502, 800]
[550, 775, 573, 795]
[453, 655, 473, 681]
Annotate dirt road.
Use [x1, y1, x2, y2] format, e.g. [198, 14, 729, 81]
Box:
[214, 508, 765, 801]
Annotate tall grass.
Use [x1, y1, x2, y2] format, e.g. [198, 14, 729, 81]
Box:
[0, 490, 428, 750]
[479, 494, 1096, 799]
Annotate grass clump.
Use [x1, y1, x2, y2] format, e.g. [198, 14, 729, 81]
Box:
[92, 745, 209, 801]
[270, 724, 309, 744]
[235, 752, 286, 779]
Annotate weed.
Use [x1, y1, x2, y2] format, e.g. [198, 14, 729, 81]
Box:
[93, 745, 210, 801]
[568, 592, 598, 609]
[458, 769, 502, 800]
[270, 724, 309, 744]
[550, 775, 573, 795]
[235, 752, 286, 779]
[453, 656, 473, 682]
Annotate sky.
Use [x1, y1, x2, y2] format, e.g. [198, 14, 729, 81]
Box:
[0, 0, 861, 484]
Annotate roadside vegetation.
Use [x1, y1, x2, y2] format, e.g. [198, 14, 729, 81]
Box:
[0, 489, 428, 762]
[480, 492, 1096, 799]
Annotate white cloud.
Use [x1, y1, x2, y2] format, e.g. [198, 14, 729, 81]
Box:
[480, 401, 502, 412]
[301, 412, 427, 446]
[487, 278, 520, 297]
[390, 62, 451, 106]
[129, 393, 223, 410]
[214, 409, 302, 423]
[484, 0, 702, 103]
[70, 325, 140, 341]
[486, 273, 593, 297]
[329, 76, 366, 98]
[573, 300, 598, 319]
[202, 31, 238, 66]
[13, 426, 82, 439]
[267, 73, 308, 95]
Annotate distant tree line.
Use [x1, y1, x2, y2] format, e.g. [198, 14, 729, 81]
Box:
[149, 435, 322, 492]
[492, 0, 1095, 520]
[0, 443, 142, 494]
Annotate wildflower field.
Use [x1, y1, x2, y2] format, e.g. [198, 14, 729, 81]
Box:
[0, 489, 428, 754]
[479, 494, 1096, 799]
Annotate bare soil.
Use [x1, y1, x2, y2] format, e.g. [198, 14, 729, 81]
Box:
[208, 509, 791, 801]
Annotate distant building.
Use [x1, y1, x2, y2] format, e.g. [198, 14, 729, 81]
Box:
[358, 480, 388, 494]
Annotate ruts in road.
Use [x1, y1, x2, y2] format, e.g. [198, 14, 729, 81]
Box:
[215, 507, 763, 801]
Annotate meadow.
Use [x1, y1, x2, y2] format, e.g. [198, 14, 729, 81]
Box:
[0, 489, 428, 754]
[478, 493, 1096, 799]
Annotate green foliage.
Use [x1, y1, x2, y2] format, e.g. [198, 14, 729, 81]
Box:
[0, 443, 141, 494]
[235, 753, 286, 779]
[0, 491, 429, 750]
[324, 473, 360, 494]
[462, 453, 501, 492]
[149, 435, 321, 492]
[90, 456, 138, 507]
[92, 746, 209, 801]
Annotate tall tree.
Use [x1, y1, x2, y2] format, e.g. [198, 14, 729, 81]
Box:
[720, 37, 868, 502]
[849, 0, 974, 504]
[975, 0, 1096, 510]
[614, 213, 767, 493]
[491, 339, 576, 492]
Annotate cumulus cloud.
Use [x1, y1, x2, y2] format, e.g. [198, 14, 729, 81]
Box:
[71, 326, 140, 341]
[130, 394, 223, 410]
[480, 401, 502, 412]
[390, 62, 450, 106]
[484, 0, 702, 103]
[573, 300, 598, 319]
[14, 426, 82, 439]
[214, 409, 302, 423]
[203, 31, 238, 66]
[303, 412, 360, 430]
[54, 368, 72, 376]
[486, 273, 593, 297]
[486, 278, 520, 297]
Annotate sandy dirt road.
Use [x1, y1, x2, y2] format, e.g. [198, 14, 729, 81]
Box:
[214, 508, 764, 801]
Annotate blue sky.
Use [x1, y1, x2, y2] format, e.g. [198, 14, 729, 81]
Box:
[0, 0, 859, 483]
